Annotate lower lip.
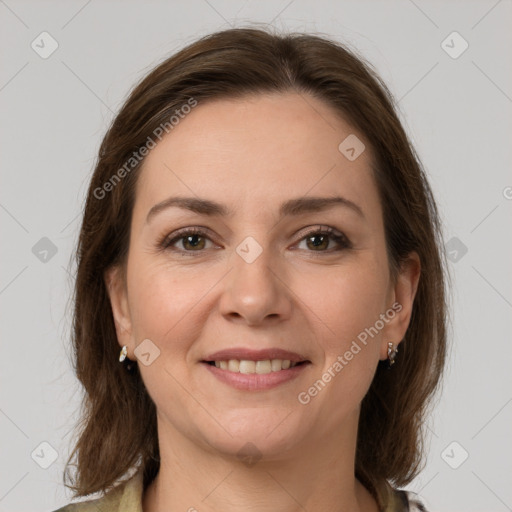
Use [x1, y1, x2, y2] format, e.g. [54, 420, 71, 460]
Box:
[202, 362, 310, 391]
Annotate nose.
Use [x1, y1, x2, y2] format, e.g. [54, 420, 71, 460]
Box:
[218, 240, 293, 327]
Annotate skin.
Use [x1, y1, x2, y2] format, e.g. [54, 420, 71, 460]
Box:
[105, 92, 420, 512]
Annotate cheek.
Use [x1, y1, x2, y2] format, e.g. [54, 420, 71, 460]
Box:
[125, 260, 209, 402]
[296, 259, 388, 352]
[298, 264, 388, 416]
[126, 256, 205, 345]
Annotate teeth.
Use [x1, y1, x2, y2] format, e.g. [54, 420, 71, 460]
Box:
[228, 359, 240, 372]
[255, 360, 271, 374]
[211, 359, 300, 374]
[271, 359, 282, 372]
[239, 360, 256, 374]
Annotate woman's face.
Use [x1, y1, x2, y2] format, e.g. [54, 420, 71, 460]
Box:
[107, 92, 419, 459]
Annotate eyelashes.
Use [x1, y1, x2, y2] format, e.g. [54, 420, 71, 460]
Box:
[157, 225, 352, 256]
[159, 227, 213, 252]
[293, 226, 352, 253]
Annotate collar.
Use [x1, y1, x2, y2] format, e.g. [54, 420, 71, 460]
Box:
[114, 471, 407, 512]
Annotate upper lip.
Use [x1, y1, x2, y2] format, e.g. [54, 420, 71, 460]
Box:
[203, 348, 309, 363]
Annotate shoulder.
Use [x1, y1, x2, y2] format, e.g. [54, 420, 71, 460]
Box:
[48, 470, 144, 512]
[394, 489, 430, 512]
[49, 497, 113, 512]
[373, 478, 431, 512]
[48, 491, 122, 512]
[50, 502, 102, 512]
[404, 491, 430, 512]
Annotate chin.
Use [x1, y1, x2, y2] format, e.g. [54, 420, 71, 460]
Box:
[199, 411, 308, 462]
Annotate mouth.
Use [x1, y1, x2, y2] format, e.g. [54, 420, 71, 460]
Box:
[202, 359, 310, 374]
[201, 358, 311, 391]
[200, 347, 311, 390]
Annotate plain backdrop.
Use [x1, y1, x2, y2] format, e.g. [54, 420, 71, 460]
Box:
[1, 1, 511, 511]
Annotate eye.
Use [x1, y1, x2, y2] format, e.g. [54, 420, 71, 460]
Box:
[158, 225, 352, 255]
[294, 226, 352, 253]
[159, 227, 215, 253]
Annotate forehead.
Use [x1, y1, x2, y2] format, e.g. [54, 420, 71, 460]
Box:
[133, 92, 380, 225]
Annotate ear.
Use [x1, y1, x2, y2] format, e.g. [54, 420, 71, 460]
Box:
[104, 265, 134, 355]
[380, 251, 421, 360]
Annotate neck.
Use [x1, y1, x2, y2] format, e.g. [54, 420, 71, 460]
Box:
[142, 411, 379, 512]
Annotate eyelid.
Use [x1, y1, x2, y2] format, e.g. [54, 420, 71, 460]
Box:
[293, 225, 352, 251]
[158, 226, 217, 251]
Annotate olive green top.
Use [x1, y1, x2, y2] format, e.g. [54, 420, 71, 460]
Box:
[51, 471, 427, 512]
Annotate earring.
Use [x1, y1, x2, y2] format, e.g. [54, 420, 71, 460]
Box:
[119, 345, 128, 362]
[119, 345, 136, 373]
[387, 342, 398, 368]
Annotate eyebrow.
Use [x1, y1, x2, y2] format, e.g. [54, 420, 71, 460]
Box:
[146, 195, 364, 223]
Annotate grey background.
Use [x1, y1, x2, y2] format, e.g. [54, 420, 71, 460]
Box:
[1, 1, 511, 511]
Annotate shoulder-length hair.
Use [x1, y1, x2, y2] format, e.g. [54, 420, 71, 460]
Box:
[64, 26, 449, 506]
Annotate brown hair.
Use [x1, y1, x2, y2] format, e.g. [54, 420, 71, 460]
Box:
[64, 26, 449, 506]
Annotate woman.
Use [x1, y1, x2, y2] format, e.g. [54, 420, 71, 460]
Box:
[54, 27, 448, 512]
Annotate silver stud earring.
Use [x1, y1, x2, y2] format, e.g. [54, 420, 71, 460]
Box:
[387, 342, 398, 368]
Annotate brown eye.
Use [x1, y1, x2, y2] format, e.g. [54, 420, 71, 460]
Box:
[179, 233, 207, 251]
[296, 227, 351, 253]
[161, 228, 213, 252]
[159, 225, 351, 256]
[305, 233, 330, 251]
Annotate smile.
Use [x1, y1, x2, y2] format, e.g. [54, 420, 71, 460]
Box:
[202, 360, 311, 391]
[206, 359, 305, 374]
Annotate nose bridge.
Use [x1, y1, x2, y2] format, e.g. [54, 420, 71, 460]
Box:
[219, 231, 291, 324]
